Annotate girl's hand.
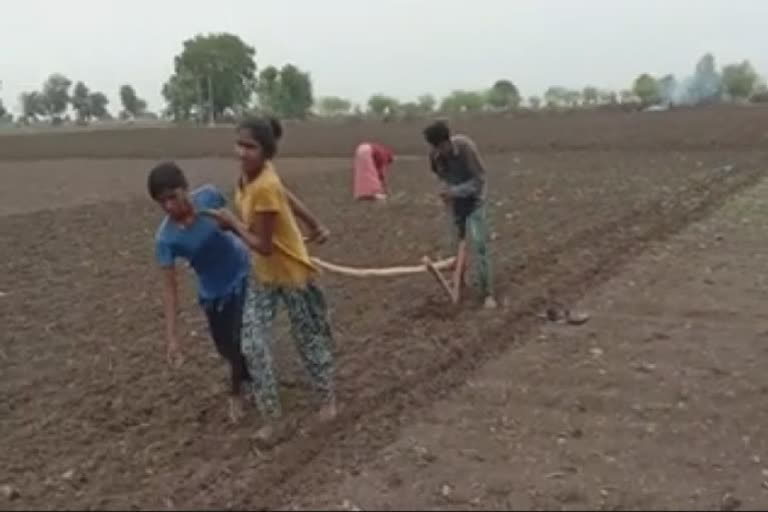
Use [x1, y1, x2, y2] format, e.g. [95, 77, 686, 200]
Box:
[305, 225, 331, 245]
[202, 208, 238, 230]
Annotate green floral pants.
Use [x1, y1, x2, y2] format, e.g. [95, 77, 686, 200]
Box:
[241, 280, 335, 419]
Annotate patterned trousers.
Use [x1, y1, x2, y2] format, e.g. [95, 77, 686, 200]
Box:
[240, 280, 336, 419]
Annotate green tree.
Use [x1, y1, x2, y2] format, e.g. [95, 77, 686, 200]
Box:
[751, 81, 768, 103]
[657, 74, 677, 104]
[486, 79, 521, 110]
[20, 91, 46, 121]
[42, 73, 72, 119]
[619, 89, 636, 104]
[440, 90, 485, 113]
[633, 73, 660, 105]
[564, 89, 582, 107]
[162, 71, 199, 121]
[88, 92, 110, 120]
[582, 86, 599, 105]
[528, 96, 542, 109]
[316, 96, 352, 116]
[276, 64, 313, 118]
[119, 85, 147, 118]
[598, 90, 618, 105]
[367, 94, 400, 116]
[399, 102, 423, 119]
[257, 66, 280, 113]
[721, 60, 759, 100]
[71, 81, 92, 123]
[544, 86, 568, 107]
[689, 53, 722, 103]
[169, 32, 257, 121]
[257, 64, 313, 119]
[417, 94, 436, 113]
[0, 99, 10, 123]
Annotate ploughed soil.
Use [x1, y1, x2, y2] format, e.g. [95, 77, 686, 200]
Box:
[0, 105, 767, 161]
[1, 109, 768, 509]
[297, 172, 768, 512]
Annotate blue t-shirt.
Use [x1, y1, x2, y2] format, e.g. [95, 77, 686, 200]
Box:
[154, 185, 250, 302]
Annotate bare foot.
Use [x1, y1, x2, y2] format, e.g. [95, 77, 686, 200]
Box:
[228, 397, 246, 424]
[317, 399, 338, 423]
[483, 296, 498, 310]
[254, 423, 275, 443]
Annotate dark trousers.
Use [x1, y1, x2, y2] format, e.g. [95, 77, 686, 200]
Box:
[204, 284, 252, 396]
[452, 196, 478, 239]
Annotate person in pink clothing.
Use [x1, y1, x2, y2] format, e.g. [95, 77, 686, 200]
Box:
[353, 142, 395, 201]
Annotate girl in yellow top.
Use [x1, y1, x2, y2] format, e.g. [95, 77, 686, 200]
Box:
[207, 118, 336, 435]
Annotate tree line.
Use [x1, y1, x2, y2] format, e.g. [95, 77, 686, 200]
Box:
[5, 75, 150, 125]
[360, 54, 767, 117]
[630, 54, 766, 107]
[1, 34, 766, 127]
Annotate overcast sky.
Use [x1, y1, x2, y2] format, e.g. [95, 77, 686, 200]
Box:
[1, 0, 766, 114]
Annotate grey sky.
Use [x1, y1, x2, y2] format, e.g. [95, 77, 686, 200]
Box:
[2, 0, 766, 114]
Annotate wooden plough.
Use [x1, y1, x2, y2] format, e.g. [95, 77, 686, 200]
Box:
[310, 240, 468, 304]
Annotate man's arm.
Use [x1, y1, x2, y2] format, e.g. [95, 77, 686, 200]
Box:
[429, 150, 439, 175]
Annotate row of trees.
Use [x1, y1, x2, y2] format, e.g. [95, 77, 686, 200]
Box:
[631, 54, 766, 107]
[158, 35, 768, 121]
[353, 80, 522, 118]
[13, 74, 149, 124]
[157, 35, 526, 120]
[354, 54, 767, 117]
[2, 42, 766, 126]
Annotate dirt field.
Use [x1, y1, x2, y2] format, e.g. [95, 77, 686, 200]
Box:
[1, 105, 768, 161]
[1, 108, 768, 510]
[299, 179, 768, 511]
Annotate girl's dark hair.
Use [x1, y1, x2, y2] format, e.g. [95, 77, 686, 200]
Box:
[147, 161, 187, 199]
[423, 120, 451, 147]
[238, 116, 283, 159]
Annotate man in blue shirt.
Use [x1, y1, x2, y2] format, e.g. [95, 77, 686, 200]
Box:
[149, 161, 280, 424]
